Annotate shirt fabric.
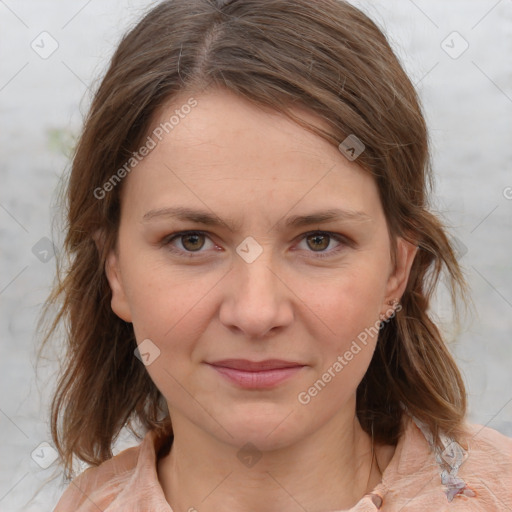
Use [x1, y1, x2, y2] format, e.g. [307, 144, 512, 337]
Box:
[54, 412, 512, 511]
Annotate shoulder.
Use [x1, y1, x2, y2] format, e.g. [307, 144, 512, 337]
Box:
[463, 422, 512, 456]
[459, 423, 512, 498]
[461, 424, 512, 478]
[430, 421, 512, 509]
[53, 434, 147, 512]
[379, 415, 512, 510]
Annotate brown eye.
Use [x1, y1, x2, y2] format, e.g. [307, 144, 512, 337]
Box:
[162, 230, 218, 257]
[294, 231, 350, 259]
[180, 232, 206, 251]
[306, 233, 331, 251]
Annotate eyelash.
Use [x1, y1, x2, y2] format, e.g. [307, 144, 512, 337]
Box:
[160, 230, 351, 259]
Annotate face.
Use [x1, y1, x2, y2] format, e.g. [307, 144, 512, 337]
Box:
[105, 88, 417, 451]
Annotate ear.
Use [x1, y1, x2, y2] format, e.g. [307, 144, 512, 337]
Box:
[383, 236, 418, 307]
[105, 248, 133, 323]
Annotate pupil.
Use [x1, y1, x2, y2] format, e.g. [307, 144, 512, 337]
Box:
[183, 234, 204, 251]
[308, 234, 329, 251]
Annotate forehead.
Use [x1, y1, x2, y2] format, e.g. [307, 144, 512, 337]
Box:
[120, 88, 381, 222]
[152, 89, 336, 165]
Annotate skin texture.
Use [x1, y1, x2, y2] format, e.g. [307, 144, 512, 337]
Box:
[105, 88, 418, 511]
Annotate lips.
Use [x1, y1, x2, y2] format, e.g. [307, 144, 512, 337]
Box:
[206, 359, 306, 389]
[208, 359, 304, 371]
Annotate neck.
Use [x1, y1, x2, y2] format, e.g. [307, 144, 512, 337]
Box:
[157, 405, 392, 512]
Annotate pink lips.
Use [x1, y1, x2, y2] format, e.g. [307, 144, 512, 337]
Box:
[206, 359, 305, 389]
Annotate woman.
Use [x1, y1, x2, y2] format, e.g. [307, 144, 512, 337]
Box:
[44, 0, 512, 510]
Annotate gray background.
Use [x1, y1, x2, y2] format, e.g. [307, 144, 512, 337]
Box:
[1, 0, 511, 510]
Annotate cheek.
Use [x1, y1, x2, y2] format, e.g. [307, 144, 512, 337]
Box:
[122, 257, 220, 348]
[311, 264, 388, 344]
[293, 269, 386, 418]
[123, 264, 219, 400]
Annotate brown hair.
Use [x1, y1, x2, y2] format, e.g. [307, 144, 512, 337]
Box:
[40, 0, 470, 479]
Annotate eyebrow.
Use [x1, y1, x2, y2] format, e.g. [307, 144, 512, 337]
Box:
[141, 206, 371, 232]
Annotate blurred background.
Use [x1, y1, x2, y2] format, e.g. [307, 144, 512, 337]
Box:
[1, 0, 511, 509]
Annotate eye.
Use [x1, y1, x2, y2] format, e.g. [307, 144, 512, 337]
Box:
[161, 231, 216, 255]
[295, 231, 349, 258]
[160, 230, 351, 259]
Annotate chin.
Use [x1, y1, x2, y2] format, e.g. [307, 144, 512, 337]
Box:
[214, 407, 303, 450]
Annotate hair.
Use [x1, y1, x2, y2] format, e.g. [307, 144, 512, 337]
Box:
[39, 0, 471, 480]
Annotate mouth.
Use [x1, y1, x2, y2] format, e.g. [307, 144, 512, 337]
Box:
[205, 359, 306, 389]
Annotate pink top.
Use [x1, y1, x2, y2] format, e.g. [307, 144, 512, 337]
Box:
[54, 414, 512, 511]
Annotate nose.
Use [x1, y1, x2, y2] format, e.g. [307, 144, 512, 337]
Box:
[219, 249, 294, 339]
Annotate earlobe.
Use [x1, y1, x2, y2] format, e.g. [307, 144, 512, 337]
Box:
[105, 250, 133, 323]
[384, 237, 418, 304]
